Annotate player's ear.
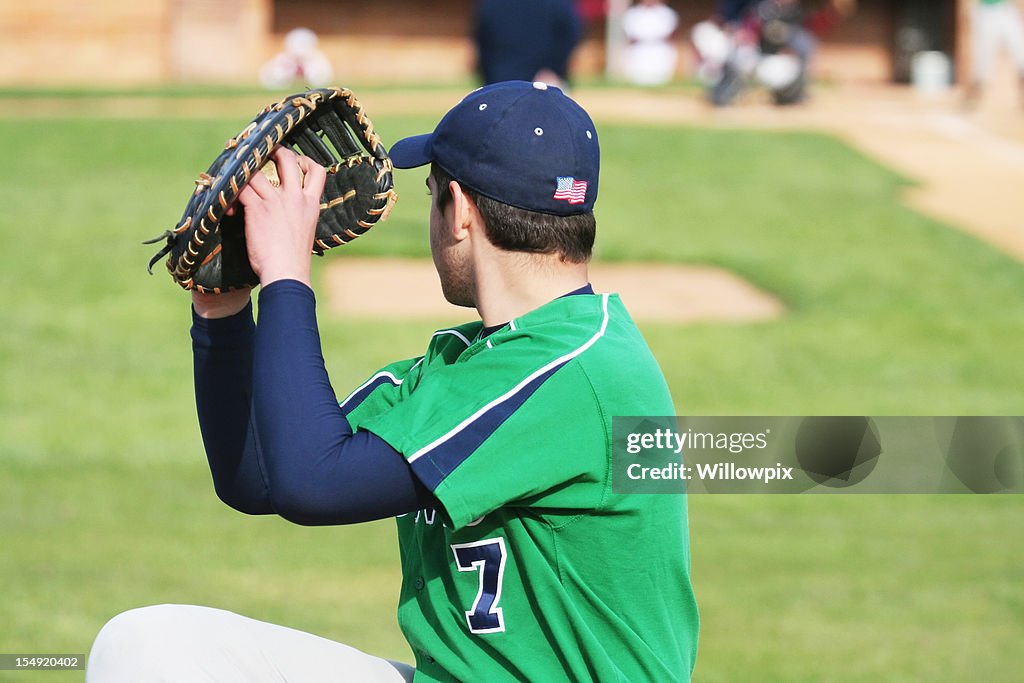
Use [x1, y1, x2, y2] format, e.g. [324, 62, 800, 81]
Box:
[447, 180, 480, 242]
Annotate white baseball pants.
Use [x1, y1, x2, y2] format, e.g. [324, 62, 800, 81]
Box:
[972, 1, 1024, 82]
[86, 604, 415, 682]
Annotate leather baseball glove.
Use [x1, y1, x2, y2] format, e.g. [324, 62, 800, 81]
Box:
[146, 87, 397, 293]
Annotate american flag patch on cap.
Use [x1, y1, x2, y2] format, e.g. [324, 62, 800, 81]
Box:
[553, 176, 588, 204]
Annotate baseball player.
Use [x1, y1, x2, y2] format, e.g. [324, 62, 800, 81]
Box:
[88, 81, 699, 681]
[964, 0, 1024, 108]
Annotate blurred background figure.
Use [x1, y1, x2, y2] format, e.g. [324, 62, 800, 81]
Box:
[621, 0, 680, 86]
[474, 0, 583, 88]
[692, 0, 852, 106]
[259, 28, 334, 90]
[692, 0, 812, 105]
[964, 0, 1024, 109]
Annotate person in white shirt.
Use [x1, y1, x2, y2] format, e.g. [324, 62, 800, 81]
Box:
[622, 0, 680, 86]
[260, 28, 335, 90]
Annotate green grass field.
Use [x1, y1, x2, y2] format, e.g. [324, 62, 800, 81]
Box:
[0, 100, 1021, 681]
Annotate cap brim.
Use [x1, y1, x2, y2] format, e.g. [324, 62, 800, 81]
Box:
[388, 133, 434, 169]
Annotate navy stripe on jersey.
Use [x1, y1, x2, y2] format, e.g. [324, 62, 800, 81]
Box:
[339, 325, 470, 416]
[408, 294, 610, 490]
[410, 362, 562, 489]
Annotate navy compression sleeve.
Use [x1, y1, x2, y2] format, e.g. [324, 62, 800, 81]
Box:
[191, 301, 272, 513]
[191, 282, 436, 524]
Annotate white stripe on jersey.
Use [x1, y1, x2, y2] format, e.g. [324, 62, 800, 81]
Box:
[338, 357, 424, 411]
[339, 330, 468, 411]
[338, 370, 406, 410]
[433, 329, 473, 347]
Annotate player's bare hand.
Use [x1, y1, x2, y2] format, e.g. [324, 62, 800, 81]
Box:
[191, 287, 252, 319]
[237, 147, 327, 288]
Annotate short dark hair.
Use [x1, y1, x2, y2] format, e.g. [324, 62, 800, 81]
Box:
[431, 164, 594, 264]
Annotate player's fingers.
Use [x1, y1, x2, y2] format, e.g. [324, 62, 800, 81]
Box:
[237, 181, 267, 210]
[244, 168, 276, 200]
[296, 155, 327, 200]
[292, 150, 316, 177]
[272, 147, 303, 191]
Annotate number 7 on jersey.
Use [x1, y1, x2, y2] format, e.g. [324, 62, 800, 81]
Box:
[451, 537, 508, 634]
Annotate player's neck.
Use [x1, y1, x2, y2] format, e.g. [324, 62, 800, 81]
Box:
[473, 251, 589, 327]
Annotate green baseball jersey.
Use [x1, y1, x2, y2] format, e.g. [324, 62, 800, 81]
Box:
[342, 292, 699, 681]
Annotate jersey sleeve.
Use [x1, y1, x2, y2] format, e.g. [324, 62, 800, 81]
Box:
[361, 339, 610, 529]
[338, 355, 425, 426]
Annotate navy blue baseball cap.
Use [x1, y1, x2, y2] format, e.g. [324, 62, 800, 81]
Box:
[388, 81, 600, 215]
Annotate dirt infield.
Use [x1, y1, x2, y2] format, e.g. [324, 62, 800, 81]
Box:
[324, 259, 784, 323]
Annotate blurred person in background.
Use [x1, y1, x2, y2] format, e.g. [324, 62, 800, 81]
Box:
[692, 0, 853, 105]
[474, 0, 583, 89]
[622, 0, 681, 86]
[693, 0, 813, 105]
[964, 0, 1024, 109]
[762, 0, 816, 67]
[260, 28, 334, 90]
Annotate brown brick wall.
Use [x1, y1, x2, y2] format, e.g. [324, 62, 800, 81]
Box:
[168, 0, 270, 83]
[0, 0, 169, 85]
